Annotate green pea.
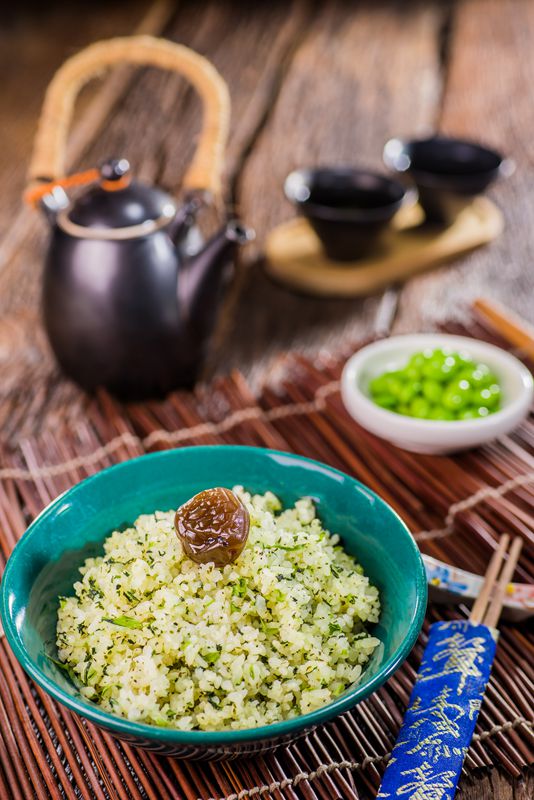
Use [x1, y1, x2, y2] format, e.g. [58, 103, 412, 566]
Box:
[428, 406, 455, 421]
[422, 349, 444, 367]
[370, 348, 501, 421]
[384, 377, 404, 398]
[422, 355, 458, 382]
[457, 368, 475, 383]
[458, 408, 480, 420]
[443, 380, 471, 410]
[443, 354, 460, 372]
[422, 379, 442, 404]
[420, 361, 444, 381]
[373, 393, 397, 409]
[410, 397, 431, 418]
[409, 352, 430, 369]
[403, 364, 420, 380]
[443, 351, 460, 368]
[487, 384, 501, 409]
[399, 381, 422, 404]
[369, 375, 389, 395]
[467, 364, 495, 387]
[471, 386, 500, 409]
[457, 351, 474, 367]
[370, 372, 404, 398]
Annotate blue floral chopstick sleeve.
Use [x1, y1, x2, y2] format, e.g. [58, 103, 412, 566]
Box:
[377, 620, 497, 800]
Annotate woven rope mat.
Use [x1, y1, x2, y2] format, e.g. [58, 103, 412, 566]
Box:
[0, 314, 533, 800]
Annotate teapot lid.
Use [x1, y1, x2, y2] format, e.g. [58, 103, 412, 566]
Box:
[59, 159, 177, 239]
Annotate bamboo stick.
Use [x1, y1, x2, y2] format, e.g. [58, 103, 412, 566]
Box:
[485, 537, 523, 627]
[474, 297, 534, 361]
[470, 534, 510, 624]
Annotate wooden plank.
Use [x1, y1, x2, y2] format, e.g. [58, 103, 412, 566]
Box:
[394, 0, 534, 332]
[214, 0, 445, 386]
[0, 0, 152, 250]
[0, 1, 176, 445]
[0, 0, 173, 349]
[66, 1, 176, 165]
[457, 768, 533, 800]
[0, 0, 314, 442]
[0, 0, 311, 314]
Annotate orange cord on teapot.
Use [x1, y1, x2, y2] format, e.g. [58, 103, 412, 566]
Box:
[24, 168, 101, 207]
[100, 175, 131, 191]
[23, 164, 131, 207]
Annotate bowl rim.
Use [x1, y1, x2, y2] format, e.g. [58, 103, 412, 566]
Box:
[284, 167, 407, 222]
[341, 333, 534, 435]
[383, 135, 505, 182]
[0, 445, 427, 745]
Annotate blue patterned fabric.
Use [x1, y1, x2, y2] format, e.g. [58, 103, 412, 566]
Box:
[377, 620, 497, 799]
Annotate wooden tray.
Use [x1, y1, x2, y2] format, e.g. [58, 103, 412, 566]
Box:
[265, 198, 503, 297]
[0, 312, 532, 800]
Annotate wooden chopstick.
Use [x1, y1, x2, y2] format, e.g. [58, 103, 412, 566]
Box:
[484, 536, 523, 628]
[470, 534, 523, 628]
[470, 533, 509, 625]
[473, 297, 534, 360]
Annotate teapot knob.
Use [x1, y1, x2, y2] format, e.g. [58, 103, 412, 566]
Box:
[100, 158, 130, 185]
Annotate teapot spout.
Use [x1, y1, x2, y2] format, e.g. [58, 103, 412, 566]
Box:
[178, 219, 254, 320]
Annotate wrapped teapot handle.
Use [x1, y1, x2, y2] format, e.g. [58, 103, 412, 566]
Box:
[26, 35, 230, 199]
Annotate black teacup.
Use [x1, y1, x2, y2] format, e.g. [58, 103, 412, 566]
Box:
[284, 167, 408, 261]
[383, 135, 514, 225]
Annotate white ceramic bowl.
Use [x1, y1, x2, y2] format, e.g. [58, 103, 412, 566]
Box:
[341, 334, 533, 454]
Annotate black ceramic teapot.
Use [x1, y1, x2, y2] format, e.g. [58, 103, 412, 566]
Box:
[26, 36, 253, 398]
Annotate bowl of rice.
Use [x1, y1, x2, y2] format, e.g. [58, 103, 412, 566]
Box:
[0, 446, 426, 758]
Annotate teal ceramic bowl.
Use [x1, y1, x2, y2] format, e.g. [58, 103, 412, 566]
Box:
[0, 446, 426, 759]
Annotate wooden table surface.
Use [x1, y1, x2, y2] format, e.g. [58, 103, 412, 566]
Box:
[0, 1, 533, 798]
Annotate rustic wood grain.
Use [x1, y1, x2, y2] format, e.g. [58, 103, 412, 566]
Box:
[65, 1, 176, 168]
[1, 0, 309, 313]
[0, 0, 312, 442]
[393, 0, 534, 333]
[457, 768, 533, 800]
[0, 0, 168, 444]
[0, 0, 151, 258]
[214, 0, 444, 386]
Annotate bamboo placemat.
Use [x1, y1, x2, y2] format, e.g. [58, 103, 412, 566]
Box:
[0, 312, 533, 800]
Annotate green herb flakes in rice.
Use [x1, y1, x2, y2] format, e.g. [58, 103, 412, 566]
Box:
[56, 488, 380, 731]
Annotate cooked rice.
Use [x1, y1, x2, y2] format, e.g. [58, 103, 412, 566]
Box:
[56, 488, 380, 731]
